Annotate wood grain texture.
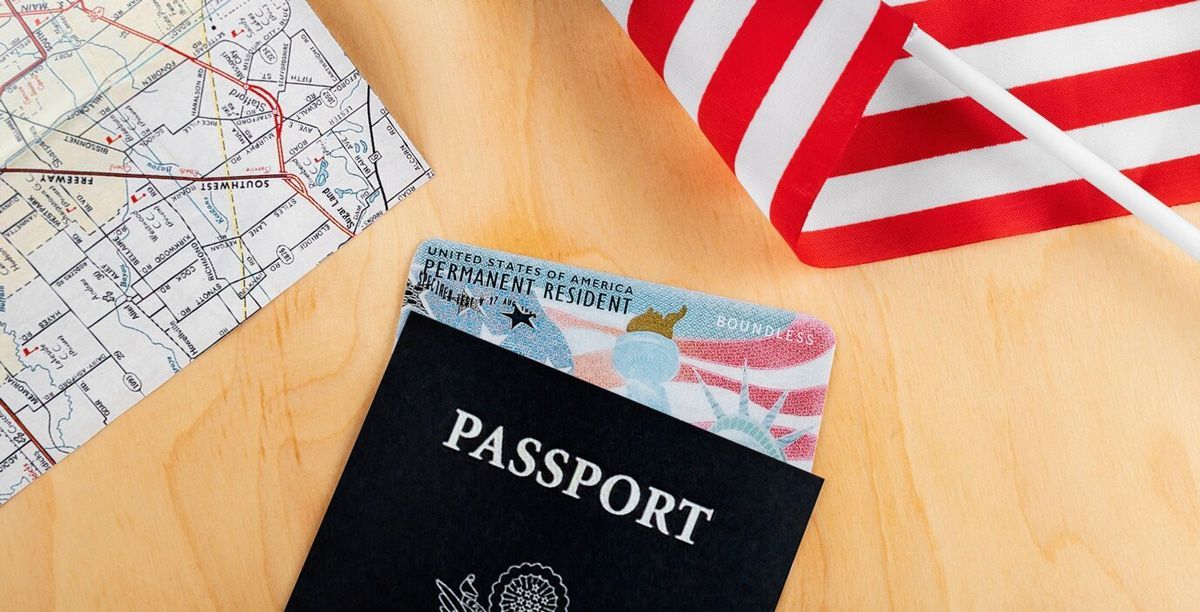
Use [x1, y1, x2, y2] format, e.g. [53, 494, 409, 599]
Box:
[2, 1, 1199, 609]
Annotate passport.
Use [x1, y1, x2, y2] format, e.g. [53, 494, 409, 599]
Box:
[287, 314, 824, 611]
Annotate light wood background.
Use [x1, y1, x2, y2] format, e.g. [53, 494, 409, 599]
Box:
[3, 1, 1199, 609]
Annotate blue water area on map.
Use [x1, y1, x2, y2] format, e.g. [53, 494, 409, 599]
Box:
[314, 159, 330, 186]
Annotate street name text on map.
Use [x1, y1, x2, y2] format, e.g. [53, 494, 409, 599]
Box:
[0, 0, 431, 504]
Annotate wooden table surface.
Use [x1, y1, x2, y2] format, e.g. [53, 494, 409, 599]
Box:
[3, 1, 1199, 609]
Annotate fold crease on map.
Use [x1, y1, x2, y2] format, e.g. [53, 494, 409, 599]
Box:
[0, 0, 432, 505]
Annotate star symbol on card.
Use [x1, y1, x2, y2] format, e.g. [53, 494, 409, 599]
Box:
[456, 287, 488, 317]
[502, 305, 537, 329]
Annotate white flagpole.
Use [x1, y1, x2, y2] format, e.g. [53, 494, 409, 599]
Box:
[904, 27, 1200, 262]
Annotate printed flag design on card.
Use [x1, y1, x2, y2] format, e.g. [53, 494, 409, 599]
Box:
[405, 239, 836, 472]
[601, 0, 1200, 267]
[542, 306, 831, 464]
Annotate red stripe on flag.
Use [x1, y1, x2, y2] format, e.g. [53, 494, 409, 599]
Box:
[836, 50, 1200, 175]
[784, 433, 816, 462]
[769, 4, 913, 244]
[678, 366, 828, 416]
[626, 0, 694, 77]
[573, 350, 625, 389]
[792, 154, 1200, 267]
[675, 317, 835, 368]
[696, 0, 820, 167]
[691, 423, 819, 460]
[895, 0, 1192, 51]
[543, 306, 623, 336]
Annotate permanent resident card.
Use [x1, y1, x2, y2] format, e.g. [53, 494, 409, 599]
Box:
[404, 239, 836, 471]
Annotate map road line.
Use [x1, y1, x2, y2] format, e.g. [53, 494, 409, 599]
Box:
[0, 0, 52, 91]
[3, 0, 357, 238]
[0, 169, 294, 183]
[0, 398, 55, 467]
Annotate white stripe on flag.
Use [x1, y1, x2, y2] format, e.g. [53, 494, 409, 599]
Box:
[602, 0, 635, 30]
[546, 304, 630, 330]
[865, 2, 1200, 115]
[559, 327, 619, 352]
[735, 0, 879, 215]
[805, 103, 1200, 230]
[679, 348, 835, 391]
[663, 0, 756, 120]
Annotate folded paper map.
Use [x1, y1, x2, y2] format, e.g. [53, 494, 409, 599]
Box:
[0, 0, 432, 504]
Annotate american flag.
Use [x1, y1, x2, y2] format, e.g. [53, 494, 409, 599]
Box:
[602, 0, 1200, 267]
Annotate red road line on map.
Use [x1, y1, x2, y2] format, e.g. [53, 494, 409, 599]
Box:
[72, 0, 355, 238]
[0, 0, 50, 91]
[0, 398, 56, 467]
[0, 168, 294, 182]
[2, 1, 356, 238]
[0, 0, 77, 19]
[0, 8, 69, 18]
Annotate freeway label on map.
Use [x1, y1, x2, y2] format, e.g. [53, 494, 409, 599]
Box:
[0, 0, 432, 504]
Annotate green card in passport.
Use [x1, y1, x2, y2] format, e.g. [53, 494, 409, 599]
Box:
[406, 239, 837, 472]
